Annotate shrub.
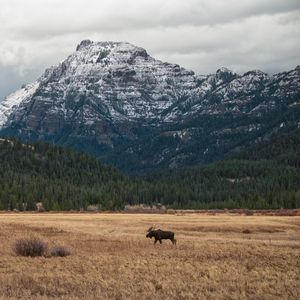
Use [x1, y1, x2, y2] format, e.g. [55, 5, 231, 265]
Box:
[13, 237, 48, 257]
[86, 204, 99, 212]
[242, 229, 252, 234]
[51, 245, 71, 257]
[35, 202, 45, 212]
[243, 209, 254, 216]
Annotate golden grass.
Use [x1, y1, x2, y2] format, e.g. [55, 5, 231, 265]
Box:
[0, 213, 299, 299]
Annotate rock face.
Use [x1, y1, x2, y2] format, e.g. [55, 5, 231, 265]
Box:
[0, 40, 300, 173]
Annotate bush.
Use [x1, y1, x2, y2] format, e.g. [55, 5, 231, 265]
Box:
[13, 237, 48, 257]
[51, 245, 71, 257]
[242, 229, 252, 234]
[35, 202, 45, 212]
[86, 204, 99, 212]
[244, 209, 254, 216]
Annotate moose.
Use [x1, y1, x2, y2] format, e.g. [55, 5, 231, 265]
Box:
[146, 226, 176, 245]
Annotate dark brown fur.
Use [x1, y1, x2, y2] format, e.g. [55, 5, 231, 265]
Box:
[146, 229, 176, 245]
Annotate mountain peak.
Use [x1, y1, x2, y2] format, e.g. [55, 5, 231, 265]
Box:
[216, 67, 234, 74]
[72, 40, 149, 65]
[75, 40, 142, 51]
[215, 67, 237, 84]
[243, 69, 268, 77]
[76, 39, 93, 51]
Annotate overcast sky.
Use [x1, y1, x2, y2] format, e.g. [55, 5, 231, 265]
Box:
[0, 0, 299, 100]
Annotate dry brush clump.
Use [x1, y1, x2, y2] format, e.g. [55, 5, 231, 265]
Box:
[51, 245, 71, 257]
[13, 236, 48, 257]
[13, 235, 71, 258]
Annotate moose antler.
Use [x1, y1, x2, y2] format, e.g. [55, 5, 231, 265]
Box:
[146, 225, 156, 232]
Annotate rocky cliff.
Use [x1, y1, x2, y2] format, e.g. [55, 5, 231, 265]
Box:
[0, 40, 299, 172]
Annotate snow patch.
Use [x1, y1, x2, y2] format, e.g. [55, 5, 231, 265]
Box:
[0, 82, 39, 128]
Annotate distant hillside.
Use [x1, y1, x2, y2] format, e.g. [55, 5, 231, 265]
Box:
[0, 138, 137, 211]
[1, 134, 299, 211]
[145, 129, 300, 209]
[146, 159, 300, 209]
[235, 128, 300, 167]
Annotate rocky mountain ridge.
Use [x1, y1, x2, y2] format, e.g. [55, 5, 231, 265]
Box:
[0, 40, 299, 172]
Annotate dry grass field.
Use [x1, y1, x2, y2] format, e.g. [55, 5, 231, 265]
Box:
[0, 213, 299, 300]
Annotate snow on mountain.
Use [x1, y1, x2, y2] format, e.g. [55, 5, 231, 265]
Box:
[1, 40, 298, 129]
[0, 40, 299, 172]
[0, 82, 39, 128]
[32, 40, 198, 123]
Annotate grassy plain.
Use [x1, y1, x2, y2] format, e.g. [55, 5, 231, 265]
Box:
[0, 213, 299, 299]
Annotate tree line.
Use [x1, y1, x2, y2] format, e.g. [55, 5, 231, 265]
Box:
[0, 133, 299, 211]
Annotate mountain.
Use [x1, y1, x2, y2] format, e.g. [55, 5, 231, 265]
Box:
[0, 40, 299, 173]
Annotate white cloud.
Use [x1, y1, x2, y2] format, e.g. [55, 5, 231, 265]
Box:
[0, 0, 299, 99]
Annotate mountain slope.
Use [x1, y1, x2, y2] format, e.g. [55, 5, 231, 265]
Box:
[145, 129, 300, 209]
[0, 40, 299, 173]
[0, 137, 134, 210]
[1, 135, 299, 211]
[235, 128, 300, 166]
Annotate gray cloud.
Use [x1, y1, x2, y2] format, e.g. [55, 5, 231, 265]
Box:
[0, 0, 299, 100]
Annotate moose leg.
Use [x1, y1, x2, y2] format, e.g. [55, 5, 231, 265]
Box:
[154, 238, 158, 245]
[159, 239, 162, 244]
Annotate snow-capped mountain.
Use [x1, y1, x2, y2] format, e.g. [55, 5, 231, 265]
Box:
[0, 40, 299, 172]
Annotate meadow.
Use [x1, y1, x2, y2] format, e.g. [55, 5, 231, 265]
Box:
[0, 213, 299, 299]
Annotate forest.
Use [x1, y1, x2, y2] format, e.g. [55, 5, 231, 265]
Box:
[0, 129, 299, 211]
